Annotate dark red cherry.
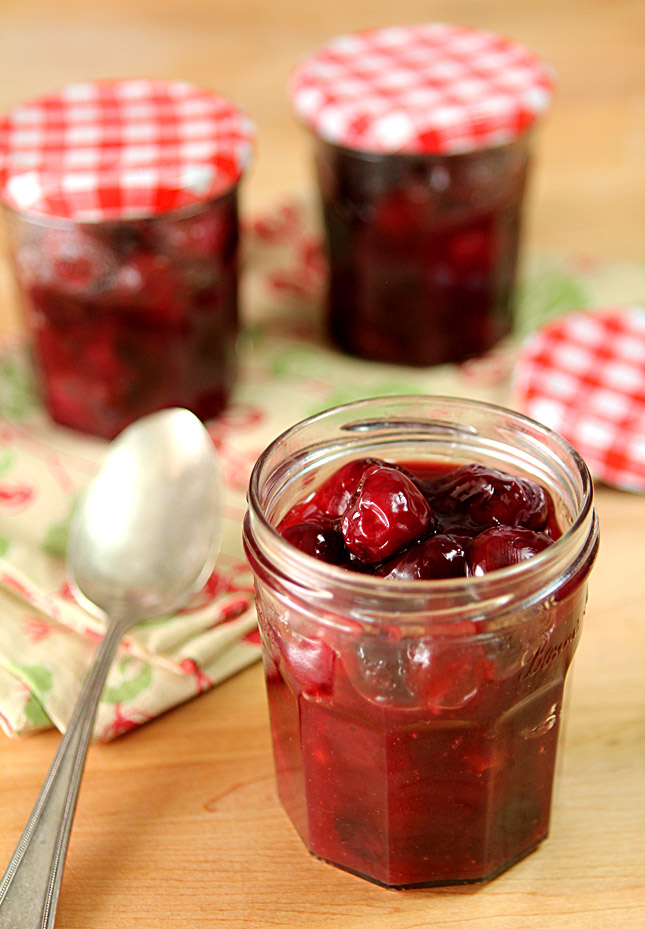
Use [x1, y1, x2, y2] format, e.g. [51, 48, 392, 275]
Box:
[341, 465, 435, 564]
[377, 533, 468, 580]
[426, 464, 548, 531]
[315, 457, 381, 518]
[405, 640, 491, 711]
[466, 526, 553, 576]
[280, 634, 336, 697]
[277, 495, 325, 532]
[281, 520, 348, 566]
[42, 226, 115, 295]
[154, 207, 233, 260]
[448, 227, 493, 273]
[103, 252, 185, 325]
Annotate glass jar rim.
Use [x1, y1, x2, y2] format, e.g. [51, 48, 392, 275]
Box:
[245, 395, 598, 627]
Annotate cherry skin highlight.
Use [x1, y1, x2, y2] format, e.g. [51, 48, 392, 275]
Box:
[467, 525, 553, 576]
[281, 520, 348, 566]
[425, 463, 548, 531]
[340, 464, 435, 564]
[314, 457, 382, 518]
[376, 533, 469, 580]
[278, 458, 555, 574]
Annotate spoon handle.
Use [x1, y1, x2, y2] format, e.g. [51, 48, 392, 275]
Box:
[0, 618, 125, 929]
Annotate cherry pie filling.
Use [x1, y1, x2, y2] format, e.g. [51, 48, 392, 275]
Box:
[9, 191, 239, 439]
[315, 140, 530, 367]
[257, 458, 588, 886]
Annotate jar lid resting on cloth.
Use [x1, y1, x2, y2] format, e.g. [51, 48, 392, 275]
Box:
[514, 306, 645, 493]
[0, 79, 256, 221]
[289, 23, 554, 156]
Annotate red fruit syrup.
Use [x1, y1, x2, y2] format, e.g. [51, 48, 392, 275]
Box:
[257, 459, 587, 887]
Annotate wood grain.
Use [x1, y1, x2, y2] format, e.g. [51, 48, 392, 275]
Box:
[0, 1, 644, 926]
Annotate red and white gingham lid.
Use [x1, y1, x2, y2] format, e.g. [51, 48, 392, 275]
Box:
[0, 79, 255, 221]
[514, 307, 645, 493]
[289, 23, 554, 155]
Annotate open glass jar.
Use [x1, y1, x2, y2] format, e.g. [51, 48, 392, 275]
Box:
[0, 80, 255, 438]
[290, 24, 554, 366]
[243, 396, 599, 888]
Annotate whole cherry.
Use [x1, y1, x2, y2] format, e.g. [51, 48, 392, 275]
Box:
[467, 525, 553, 576]
[341, 464, 435, 564]
[377, 533, 469, 580]
[281, 519, 348, 566]
[426, 463, 548, 531]
[315, 457, 381, 518]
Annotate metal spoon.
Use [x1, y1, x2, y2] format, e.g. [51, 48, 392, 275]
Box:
[0, 408, 221, 929]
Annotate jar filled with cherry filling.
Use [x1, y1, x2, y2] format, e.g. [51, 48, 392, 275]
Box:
[0, 80, 255, 439]
[289, 24, 554, 366]
[243, 396, 599, 888]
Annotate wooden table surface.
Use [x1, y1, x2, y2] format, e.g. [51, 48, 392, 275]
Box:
[0, 1, 644, 927]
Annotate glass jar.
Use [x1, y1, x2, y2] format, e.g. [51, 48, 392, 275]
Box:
[3, 192, 239, 439]
[0, 79, 255, 439]
[289, 24, 553, 367]
[243, 396, 599, 888]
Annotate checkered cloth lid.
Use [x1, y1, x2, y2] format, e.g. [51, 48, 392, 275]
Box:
[289, 23, 554, 155]
[0, 79, 255, 221]
[514, 307, 645, 493]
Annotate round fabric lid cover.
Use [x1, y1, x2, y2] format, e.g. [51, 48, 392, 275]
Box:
[289, 23, 554, 155]
[514, 307, 645, 492]
[0, 79, 256, 221]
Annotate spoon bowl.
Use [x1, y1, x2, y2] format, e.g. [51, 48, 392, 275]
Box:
[69, 407, 221, 621]
[0, 408, 221, 929]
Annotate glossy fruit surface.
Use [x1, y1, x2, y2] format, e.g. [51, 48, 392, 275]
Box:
[426, 463, 549, 532]
[467, 525, 553, 576]
[278, 458, 556, 574]
[340, 465, 435, 563]
[377, 533, 469, 580]
[315, 457, 381, 518]
[281, 520, 348, 566]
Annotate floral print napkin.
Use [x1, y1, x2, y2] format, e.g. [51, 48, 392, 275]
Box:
[1, 199, 643, 741]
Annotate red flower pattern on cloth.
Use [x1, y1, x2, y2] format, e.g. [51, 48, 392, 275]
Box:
[98, 704, 155, 742]
[22, 614, 60, 644]
[0, 483, 34, 510]
[179, 658, 215, 693]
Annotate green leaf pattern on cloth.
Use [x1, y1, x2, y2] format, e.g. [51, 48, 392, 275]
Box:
[8, 662, 54, 697]
[0, 449, 14, 476]
[2, 662, 54, 729]
[514, 266, 590, 337]
[1, 200, 644, 741]
[0, 343, 39, 420]
[101, 657, 154, 705]
[42, 500, 76, 558]
[24, 691, 53, 729]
